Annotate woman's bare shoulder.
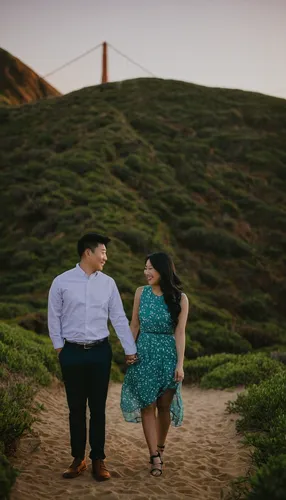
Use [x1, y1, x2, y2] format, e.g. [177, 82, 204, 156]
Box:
[180, 293, 189, 304]
[135, 286, 145, 298]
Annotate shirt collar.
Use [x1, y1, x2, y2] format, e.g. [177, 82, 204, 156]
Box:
[76, 263, 98, 279]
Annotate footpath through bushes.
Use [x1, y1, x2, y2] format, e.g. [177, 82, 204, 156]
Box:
[1, 320, 286, 499]
[0, 321, 123, 500]
[0, 321, 61, 499]
[185, 352, 286, 499]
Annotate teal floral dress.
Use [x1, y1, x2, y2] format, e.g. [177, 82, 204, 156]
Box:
[120, 286, 184, 427]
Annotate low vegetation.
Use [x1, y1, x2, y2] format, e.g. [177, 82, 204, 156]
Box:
[0, 322, 57, 498]
[0, 78, 286, 359]
[0, 321, 122, 499]
[228, 372, 286, 499]
[185, 352, 286, 499]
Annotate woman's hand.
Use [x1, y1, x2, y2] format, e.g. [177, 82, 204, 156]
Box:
[125, 354, 138, 366]
[175, 364, 184, 382]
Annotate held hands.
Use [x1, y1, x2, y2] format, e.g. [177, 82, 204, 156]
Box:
[175, 364, 184, 382]
[125, 354, 138, 366]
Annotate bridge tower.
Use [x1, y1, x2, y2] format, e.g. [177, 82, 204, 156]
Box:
[101, 42, 108, 84]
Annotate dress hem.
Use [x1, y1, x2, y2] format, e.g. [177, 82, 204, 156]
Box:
[121, 383, 183, 428]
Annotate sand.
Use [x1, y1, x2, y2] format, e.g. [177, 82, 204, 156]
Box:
[10, 380, 249, 500]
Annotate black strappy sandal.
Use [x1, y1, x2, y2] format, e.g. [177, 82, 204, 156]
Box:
[157, 444, 165, 463]
[149, 451, 162, 476]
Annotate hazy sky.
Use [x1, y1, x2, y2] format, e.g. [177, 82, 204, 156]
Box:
[1, 0, 286, 99]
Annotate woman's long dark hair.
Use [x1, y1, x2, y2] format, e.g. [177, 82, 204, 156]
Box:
[146, 252, 182, 327]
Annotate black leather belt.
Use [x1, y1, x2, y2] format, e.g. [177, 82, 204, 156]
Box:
[65, 338, 108, 350]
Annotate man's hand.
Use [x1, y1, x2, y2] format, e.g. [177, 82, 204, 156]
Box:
[125, 354, 138, 366]
[56, 348, 63, 356]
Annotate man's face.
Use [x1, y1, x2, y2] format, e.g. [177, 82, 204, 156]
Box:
[86, 244, 107, 272]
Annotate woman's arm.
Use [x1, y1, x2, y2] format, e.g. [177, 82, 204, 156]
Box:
[130, 286, 144, 341]
[174, 293, 189, 382]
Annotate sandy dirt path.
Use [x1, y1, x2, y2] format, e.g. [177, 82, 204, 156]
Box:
[11, 381, 248, 500]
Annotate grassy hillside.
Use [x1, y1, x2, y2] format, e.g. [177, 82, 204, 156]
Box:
[0, 78, 286, 359]
[0, 48, 61, 106]
[1, 76, 286, 497]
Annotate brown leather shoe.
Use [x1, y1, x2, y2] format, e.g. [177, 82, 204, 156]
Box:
[92, 459, 111, 481]
[62, 457, 87, 478]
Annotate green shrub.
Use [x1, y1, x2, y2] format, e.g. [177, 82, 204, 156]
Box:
[0, 383, 35, 453]
[160, 190, 194, 214]
[0, 322, 61, 384]
[111, 164, 133, 183]
[191, 321, 251, 354]
[228, 371, 286, 432]
[0, 321, 65, 497]
[198, 268, 220, 287]
[211, 288, 240, 312]
[190, 303, 232, 323]
[114, 227, 152, 253]
[247, 454, 286, 500]
[180, 227, 252, 257]
[239, 324, 283, 348]
[201, 353, 283, 389]
[0, 303, 30, 320]
[226, 370, 286, 499]
[0, 341, 51, 385]
[0, 366, 8, 379]
[0, 381, 36, 498]
[270, 351, 286, 365]
[239, 297, 269, 321]
[245, 413, 286, 467]
[220, 199, 239, 216]
[177, 215, 206, 231]
[190, 181, 210, 195]
[125, 154, 144, 171]
[17, 311, 47, 334]
[0, 451, 18, 500]
[184, 339, 205, 360]
[184, 353, 238, 383]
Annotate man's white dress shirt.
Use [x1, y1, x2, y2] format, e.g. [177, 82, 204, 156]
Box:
[48, 264, 137, 355]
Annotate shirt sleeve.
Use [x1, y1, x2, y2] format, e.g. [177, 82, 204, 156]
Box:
[108, 281, 137, 355]
[48, 278, 64, 349]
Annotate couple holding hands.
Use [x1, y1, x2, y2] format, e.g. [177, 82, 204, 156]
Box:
[48, 232, 188, 480]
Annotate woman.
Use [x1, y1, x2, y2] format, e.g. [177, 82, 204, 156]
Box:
[121, 252, 189, 476]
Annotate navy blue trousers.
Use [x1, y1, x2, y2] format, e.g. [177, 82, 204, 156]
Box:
[59, 339, 112, 460]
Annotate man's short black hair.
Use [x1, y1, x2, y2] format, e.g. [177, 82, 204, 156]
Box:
[77, 232, 111, 258]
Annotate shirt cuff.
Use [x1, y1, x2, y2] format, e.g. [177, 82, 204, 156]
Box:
[124, 346, 137, 355]
[52, 338, 64, 349]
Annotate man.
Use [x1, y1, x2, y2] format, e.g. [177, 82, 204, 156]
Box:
[48, 233, 137, 481]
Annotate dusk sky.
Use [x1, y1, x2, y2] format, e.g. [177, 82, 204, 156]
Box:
[1, 0, 286, 100]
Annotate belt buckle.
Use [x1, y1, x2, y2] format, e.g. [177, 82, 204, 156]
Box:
[84, 343, 93, 350]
